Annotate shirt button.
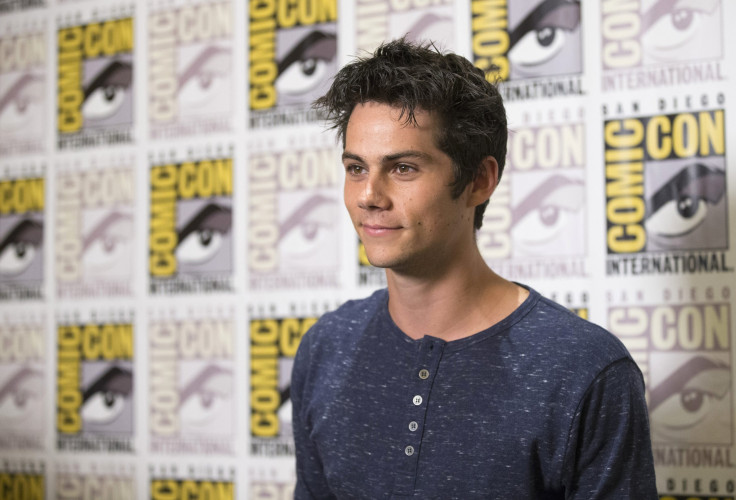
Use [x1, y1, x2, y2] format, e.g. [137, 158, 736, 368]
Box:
[405, 445, 415, 456]
[409, 421, 418, 432]
[412, 395, 422, 406]
[418, 369, 429, 380]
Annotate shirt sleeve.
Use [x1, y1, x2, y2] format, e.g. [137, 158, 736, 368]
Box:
[562, 358, 658, 499]
[291, 332, 337, 500]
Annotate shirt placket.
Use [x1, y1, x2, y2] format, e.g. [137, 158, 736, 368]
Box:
[392, 336, 445, 497]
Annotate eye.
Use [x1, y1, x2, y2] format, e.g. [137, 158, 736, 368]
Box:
[643, 8, 704, 51]
[176, 203, 232, 265]
[83, 85, 126, 119]
[276, 30, 336, 95]
[81, 366, 132, 424]
[345, 164, 365, 176]
[395, 164, 414, 175]
[179, 46, 230, 108]
[278, 194, 337, 261]
[646, 163, 725, 239]
[83, 212, 133, 269]
[509, 27, 567, 66]
[0, 219, 43, 276]
[81, 390, 127, 423]
[179, 365, 232, 426]
[511, 175, 584, 249]
[0, 74, 43, 130]
[646, 196, 708, 237]
[0, 368, 43, 422]
[508, 0, 581, 68]
[650, 357, 730, 436]
[0, 241, 37, 275]
[82, 60, 132, 120]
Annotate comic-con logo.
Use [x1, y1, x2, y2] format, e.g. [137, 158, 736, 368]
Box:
[0, 322, 44, 448]
[250, 315, 314, 456]
[56, 469, 135, 500]
[601, 0, 722, 70]
[151, 478, 234, 500]
[0, 30, 45, 155]
[248, 146, 339, 289]
[56, 323, 134, 440]
[56, 167, 134, 297]
[605, 108, 726, 255]
[149, 156, 233, 293]
[609, 298, 732, 447]
[57, 17, 134, 148]
[0, 176, 44, 299]
[249, 0, 337, 127]
[478, 117, 587, 280]
[149, 2, 233, 138]
[0, 470, 44, 500]
[149, 318, 234, 454]
[472, 0, 581, 81]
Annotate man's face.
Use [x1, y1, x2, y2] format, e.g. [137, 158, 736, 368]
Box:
[343, 102, 475, 274]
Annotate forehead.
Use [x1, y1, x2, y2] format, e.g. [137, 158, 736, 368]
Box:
[345, 102, 440, 148]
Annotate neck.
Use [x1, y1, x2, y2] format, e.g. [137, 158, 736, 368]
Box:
[385, 246, 526, 342]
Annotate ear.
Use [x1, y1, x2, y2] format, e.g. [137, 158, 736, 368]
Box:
[467, 156, 499, 207]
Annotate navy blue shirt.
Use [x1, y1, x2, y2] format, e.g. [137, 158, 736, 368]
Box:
[292, 288, 657, 499]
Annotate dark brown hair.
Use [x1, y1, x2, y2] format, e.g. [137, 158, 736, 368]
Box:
[313, 37, 507, 229]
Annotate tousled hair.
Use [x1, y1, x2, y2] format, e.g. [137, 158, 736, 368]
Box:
[313, 37, 507, 230]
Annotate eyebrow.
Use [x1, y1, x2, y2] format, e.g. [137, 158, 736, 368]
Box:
[649, 356, 727, 410]
[178, 45, 230, 88]
[642, 0, 718, 31]
[82, 210, 131, 251]
[278, 194, 336, 242]
[176, 202, 232, 244]
[342, 150, 434, 163]
[83, 60, 133, 100]
[0, 73, 40, 113]
[0, 219, 43, 254]
[646, 163, 725, 216]
[511, 175, 583, 225]
[0, 367, 42, 401]
[82, 365, 133, 402]
[277, 30, 336, 75]
[179, 364, 232, 404]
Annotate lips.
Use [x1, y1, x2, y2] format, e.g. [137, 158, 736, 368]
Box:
[361, 223, 402, 237]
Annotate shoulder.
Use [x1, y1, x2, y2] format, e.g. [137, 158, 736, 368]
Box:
[294, 289, 387, 366]
[507, 290, 639, 383]
[305, 289, 386, 343]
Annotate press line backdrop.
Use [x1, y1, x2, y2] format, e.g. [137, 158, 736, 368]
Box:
[0, 0, 735, 498]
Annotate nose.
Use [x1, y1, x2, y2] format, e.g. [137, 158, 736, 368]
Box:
[357, 172, 390, 210]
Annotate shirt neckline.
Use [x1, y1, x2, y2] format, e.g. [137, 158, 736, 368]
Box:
[377, 284, 541, 352]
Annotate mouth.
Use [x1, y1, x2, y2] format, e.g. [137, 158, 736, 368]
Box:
[361, 223, 402, 237]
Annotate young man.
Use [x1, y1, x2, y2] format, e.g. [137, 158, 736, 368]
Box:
[291, 39, 657, 499]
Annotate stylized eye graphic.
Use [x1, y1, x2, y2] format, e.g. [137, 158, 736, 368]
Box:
[0, 367, 43, 422]
[650, 356, 730, 437]
[0, 219, 43, 276]
[0, 73, 43, 131]
[404, 12, 454, 45]
[641, 0, 720, 58]
[646, 163, 725, 238]
[179, 46, 230, 108]
[511, 175, 584, 250]
[179, 365, 232, 426]
[82, 60, 132, 120]
[276, 30, 336, 95]
[81, 365, 133, 424]
[508, 0, 581, 67]
[176, 203, 232, 265]
[83, 211, 134, 269]
[278, 194, 337, 259]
